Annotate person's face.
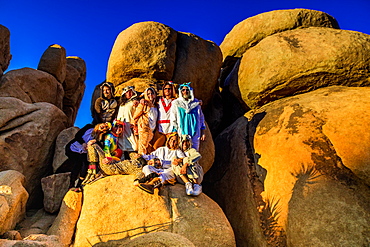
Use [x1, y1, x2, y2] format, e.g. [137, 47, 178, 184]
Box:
[112, 124, 123, 136]
[102, 86, 112, 99]
[182, 140, 191, 151]
[181, 87, 190, 99]
[147, 89, 155, 101]
[125, 89, 133, 99]
[98, 123, 110, 132]
[163, 85, 172, 97]
[168, 136, 178, 149]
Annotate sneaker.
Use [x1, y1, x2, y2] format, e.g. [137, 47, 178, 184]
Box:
[138, 183, 154, 194]
[192, 184, 202, 196]
[185, 182, 194, 196]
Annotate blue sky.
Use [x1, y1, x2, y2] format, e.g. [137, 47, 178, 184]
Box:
[2, 0, 370, 128]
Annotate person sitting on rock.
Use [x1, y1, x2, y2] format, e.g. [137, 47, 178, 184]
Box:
[170, 82, 206, 151]
[116, 86, 139, 159]
[134, 133, 185, 194]
[61, 122, 111, 189]
[172, 135, 204, 196]
[93, 82, 118, 124]
[131, 87, 158, 155]
[82, 120, 140, 185]
[151, 81, 178, 150]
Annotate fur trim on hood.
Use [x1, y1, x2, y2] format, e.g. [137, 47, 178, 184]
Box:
[100, 82, 115, 99]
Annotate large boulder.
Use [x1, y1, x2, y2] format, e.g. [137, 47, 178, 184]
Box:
[37, 44, 67, 83]
[0, 234, 62, 247]
[0, 170, 28, 235]
[0, 24, 11, 77]
[0, 97, 68, 207]
[62, 57, 86, 127]
[172, 32, 222, 107]
[205, 86, 370, 246]
[0, 68, 64, 109]
[233, 27, 370, 109]
[220, 9, 339, 59]
[106, 21, 177, 85]
[74, 175, 235, 247]
[48, 190, 82, 247]
[198, 122, 215, 173]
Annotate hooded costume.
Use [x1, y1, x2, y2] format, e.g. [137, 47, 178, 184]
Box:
[131, 87, 158, 155]
[116, 86, 139, 152]
[94, 82, 118, 124]
[141, 133, 185, 183]
[172, 135, 204, 184]
[170, 82, 206, 151]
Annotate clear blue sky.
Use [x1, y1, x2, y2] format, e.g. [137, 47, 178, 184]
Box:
[2, 0, 370, 128]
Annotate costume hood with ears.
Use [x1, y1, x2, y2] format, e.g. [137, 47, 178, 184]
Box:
[178, 82, 195, 101]
[100, 82, 115, 99]
[121, 85, 138, 103]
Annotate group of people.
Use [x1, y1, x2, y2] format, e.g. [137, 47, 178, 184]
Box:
[63, 81, 206, 196]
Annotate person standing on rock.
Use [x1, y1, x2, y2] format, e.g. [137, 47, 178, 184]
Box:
[131, 87, 158, 155]
[116, 86, 139, 159]
[172, 135, 203, 196]
[170, 82, 206, 151]
[151, 81, 178, 150]
[93, 82, 118, 124]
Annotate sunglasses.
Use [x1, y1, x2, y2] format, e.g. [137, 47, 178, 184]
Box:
[164, 88, 172, 90]
[181, 88, 190, 92]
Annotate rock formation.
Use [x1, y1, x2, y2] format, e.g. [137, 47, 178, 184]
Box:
[0, 25, 11, 78]
[73, 175, 235, 247]
[205, 86, 370, 246]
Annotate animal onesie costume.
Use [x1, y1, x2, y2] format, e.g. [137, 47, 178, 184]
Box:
[116, 86, 138, 152]
[131, 87, 158, 155]
[87, 143, 144, 179]
[170, 83, 206, 151]
[172, 135, 204, 184]
[141, 134, 185, 183]
[94, 82, 118, 124]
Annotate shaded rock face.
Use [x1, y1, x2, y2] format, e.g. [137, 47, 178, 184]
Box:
[172, 32, 222, 107]
[41, 172, 70, 213]
[204, 86, 370, 246]
[62, 57, 86, 127]
[0, 97, 68, 207]
[106, 21, 177, 84]
[74, 175, 235, 247]
[233, 27, 370, 109]
[37, 44, 67, 83]
[105, 21, 222, 108]
[52, 127, 79, 173]
[0, 68, 64, 109]
[220, 9, 339, 59]
[0, 170, 28, 235]
[0, 25, 11, 77]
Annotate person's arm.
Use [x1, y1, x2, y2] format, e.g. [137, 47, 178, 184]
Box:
[199, 107, 206, 141]
[103, 135, 112, 157]
[170, 102, 178, 132]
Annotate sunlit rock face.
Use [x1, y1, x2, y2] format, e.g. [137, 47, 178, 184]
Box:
[205, 86, 370, 246]
[0, 97, 67, 207]
[0, 170, 28, 235]
[233, 27, 370, 109]
[73, 175, 235, 247]
[220, 9, 339, 60]
[105, 21, 222, 108]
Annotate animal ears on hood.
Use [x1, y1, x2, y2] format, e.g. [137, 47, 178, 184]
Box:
[179, 82, 192, 90]
[121, 86, 135, 96]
